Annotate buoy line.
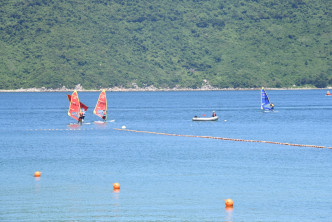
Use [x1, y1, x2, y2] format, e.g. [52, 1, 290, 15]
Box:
[114, 128, 328, 149]
[26, 128, 101, 131]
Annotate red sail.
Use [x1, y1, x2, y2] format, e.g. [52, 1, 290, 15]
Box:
[93, 90, 107, 120]
[67, 94, 88, 111]
[68, 91, 81, 121]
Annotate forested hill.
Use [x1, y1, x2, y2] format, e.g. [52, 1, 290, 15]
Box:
[0, 0, 331, 90]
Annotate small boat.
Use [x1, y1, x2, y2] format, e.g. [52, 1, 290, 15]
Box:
[326, 91, 331, 96]
[67, 91, 88, 123]
[93, 90, 107, 121]
[261, 87, 274, 110]
[192, 116, 219, 121]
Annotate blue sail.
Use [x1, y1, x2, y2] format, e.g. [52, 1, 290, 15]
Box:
[261, 87, 272, 110]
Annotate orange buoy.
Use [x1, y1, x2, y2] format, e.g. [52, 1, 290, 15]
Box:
[113, 183, 120, 190]
[225, 199, 233, 207]
[34, 171, 41, 177]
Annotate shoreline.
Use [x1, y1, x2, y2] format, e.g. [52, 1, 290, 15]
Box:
[0, 87, 330, 93]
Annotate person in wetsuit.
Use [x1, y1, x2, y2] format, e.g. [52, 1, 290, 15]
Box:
[102, 110, 106, 121]
[78, 110, 86, 123]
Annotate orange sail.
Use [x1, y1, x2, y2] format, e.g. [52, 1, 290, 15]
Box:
[93, 90, 107, 120]
[67, 94, 88, 111]
[68, 91, 81, 121]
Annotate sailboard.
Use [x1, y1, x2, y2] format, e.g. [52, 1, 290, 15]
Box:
[67, 91, 88, 122]
[261, 87, 274, 110]
[93, 90, 107, 121]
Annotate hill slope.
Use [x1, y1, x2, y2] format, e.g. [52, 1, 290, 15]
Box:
[0, 0, 331, 89]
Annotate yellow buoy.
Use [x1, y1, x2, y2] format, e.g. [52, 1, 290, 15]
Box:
[34, 171, 41, 177]
[113, 183, 120, 190]
[225, 199, 233, 207]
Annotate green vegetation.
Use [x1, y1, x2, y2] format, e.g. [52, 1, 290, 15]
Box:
[0, 0, 331, 89]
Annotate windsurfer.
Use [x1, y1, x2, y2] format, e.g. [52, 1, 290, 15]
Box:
[78, 110, 86, 123]
[212, 111, 216, 117]
[270, 103, 274, 110]
[78, 113, 83, 123]
[94, 90, 107, 121]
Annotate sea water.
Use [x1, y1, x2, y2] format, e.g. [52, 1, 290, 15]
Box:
[0, 90, 331, 221]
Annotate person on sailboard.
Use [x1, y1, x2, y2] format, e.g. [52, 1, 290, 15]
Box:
[78, 113, 83, 123]
[102, 110, 106, 120]
[78, 109, 86, 123]
[270, 103, 274, 110]
[212, 111, 216, 117]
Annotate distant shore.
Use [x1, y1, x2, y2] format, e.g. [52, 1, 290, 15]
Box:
[0, 86, 330, 92]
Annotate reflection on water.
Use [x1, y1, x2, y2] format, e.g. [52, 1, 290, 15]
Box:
[34, 178, 41, 194]
[67, 123, 81, 129]
[225, 207, 233, 222]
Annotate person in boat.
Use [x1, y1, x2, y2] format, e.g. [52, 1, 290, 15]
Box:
[212, 111, 216, 117]
[270, 103, 274, 110]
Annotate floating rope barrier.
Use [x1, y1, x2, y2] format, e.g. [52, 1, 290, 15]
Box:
[26, 128, 99, 131]
[114, 128, 327, 149]
[25, 128, 329, 149]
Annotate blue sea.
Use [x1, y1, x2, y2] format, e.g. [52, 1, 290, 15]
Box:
[0, 90, 331, 221]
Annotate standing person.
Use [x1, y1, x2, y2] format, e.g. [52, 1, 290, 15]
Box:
[78, 109, 86, 123]
[78, 112, 83, 124]
[212, 111, 216, 117]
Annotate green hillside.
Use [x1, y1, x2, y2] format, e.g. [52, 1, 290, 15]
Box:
[0, 0, 331, 89]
